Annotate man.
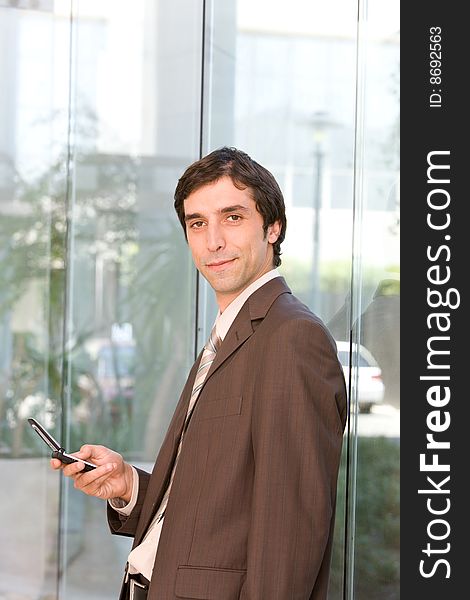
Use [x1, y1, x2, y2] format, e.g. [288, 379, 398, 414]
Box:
[52, 147, 347, 599]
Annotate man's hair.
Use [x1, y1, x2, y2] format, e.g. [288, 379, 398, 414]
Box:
[174, 146, 287, 267]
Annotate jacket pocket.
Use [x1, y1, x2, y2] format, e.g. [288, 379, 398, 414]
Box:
[198, 396, 243, 420]
[175, 565, 246, 599]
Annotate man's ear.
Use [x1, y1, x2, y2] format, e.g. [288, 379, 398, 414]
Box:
[267, 220, 281, 244]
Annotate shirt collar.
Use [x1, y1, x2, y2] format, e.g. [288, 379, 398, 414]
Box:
[213, 269, 280, 341]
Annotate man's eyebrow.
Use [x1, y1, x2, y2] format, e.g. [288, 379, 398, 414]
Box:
[184, 205, 250, 222]
[219, 204, 250, 214]
[184, 212, 203, 222]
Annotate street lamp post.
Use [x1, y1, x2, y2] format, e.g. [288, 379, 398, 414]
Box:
[309, 111, 338, 314]
[309, 110, 335, 313]
[311, 135, 323, 312]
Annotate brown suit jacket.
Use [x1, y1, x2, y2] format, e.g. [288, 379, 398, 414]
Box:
[108, 277, 347, 599]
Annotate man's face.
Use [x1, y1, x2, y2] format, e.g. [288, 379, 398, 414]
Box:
[184, 176, 281, 312]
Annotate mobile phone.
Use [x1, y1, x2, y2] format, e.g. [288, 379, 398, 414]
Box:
[28, 417, 97, 472]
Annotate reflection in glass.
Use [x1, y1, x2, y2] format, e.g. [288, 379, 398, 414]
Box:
[0, 0, 399, 598]
[58, 1, 203, 597]
[0, 5, 70, 598]
[347, 1, 400, 598]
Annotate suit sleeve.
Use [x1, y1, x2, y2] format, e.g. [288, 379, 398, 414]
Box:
[107, 468, 151, 538]
[241, 318, 347, 599]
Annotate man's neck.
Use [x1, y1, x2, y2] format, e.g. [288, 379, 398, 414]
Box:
[213, 269, 280, 341]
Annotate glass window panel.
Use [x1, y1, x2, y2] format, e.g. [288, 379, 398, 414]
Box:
[204, 1, 359, 598]
[59, 1, 204, 597]
[204, 1, 399, 599]
[1, 0, 399, 597]
[0, 3, 70, 598]
[349, 1, 400, 598]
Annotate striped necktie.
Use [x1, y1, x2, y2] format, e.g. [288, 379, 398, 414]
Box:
[185, 323, 221, 426]
[156, 324, 221, 522]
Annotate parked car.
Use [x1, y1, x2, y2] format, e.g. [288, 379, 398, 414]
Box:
[336, 341, 385, 413]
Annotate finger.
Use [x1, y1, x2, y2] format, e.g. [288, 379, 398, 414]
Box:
[50, 458, 63, 470]
[78, 462, 116, 486]
[62, 459, 87, 478]
[74, 463, 117, 496]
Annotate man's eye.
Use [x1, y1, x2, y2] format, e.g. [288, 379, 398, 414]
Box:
[190, 221, 205, 228]
[227, 215, 241, 222]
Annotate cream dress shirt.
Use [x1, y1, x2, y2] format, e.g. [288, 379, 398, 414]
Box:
[109, 269, 280, 581]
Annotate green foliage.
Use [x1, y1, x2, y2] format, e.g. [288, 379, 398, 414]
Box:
[0, 129, 193, 460]
[281, 256, 399, 296]
[330, 436, 400, 600]
[0, 124, 139, 455]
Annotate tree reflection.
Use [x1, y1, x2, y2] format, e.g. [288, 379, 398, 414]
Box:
[0, 113, 191, 460]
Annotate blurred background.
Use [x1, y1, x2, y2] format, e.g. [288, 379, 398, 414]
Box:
[0, 0, 399, 598]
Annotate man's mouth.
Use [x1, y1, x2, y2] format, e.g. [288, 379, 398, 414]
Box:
[206, 258, 236, 270]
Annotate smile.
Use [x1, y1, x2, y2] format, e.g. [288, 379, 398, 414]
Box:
[206, 258, 236, 271]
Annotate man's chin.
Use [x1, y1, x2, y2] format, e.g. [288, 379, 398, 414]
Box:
[202, 272, 240, 294]
[204, 274, 234, 290]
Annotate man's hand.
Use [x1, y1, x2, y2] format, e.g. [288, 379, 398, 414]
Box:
[50, 445, 134, 503]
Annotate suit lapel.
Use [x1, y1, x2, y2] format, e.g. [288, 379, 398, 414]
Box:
[171, 357, 201, 441]
[202, 276, 291, 386]
[132, 360, 200, 544]
[209, 309, 253, 374]
[134, 277, 291, 543]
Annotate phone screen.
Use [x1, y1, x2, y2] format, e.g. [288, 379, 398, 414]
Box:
[28, 418, 97, 471]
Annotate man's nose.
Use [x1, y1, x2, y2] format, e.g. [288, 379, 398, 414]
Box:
[206, 223, 225, 252]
